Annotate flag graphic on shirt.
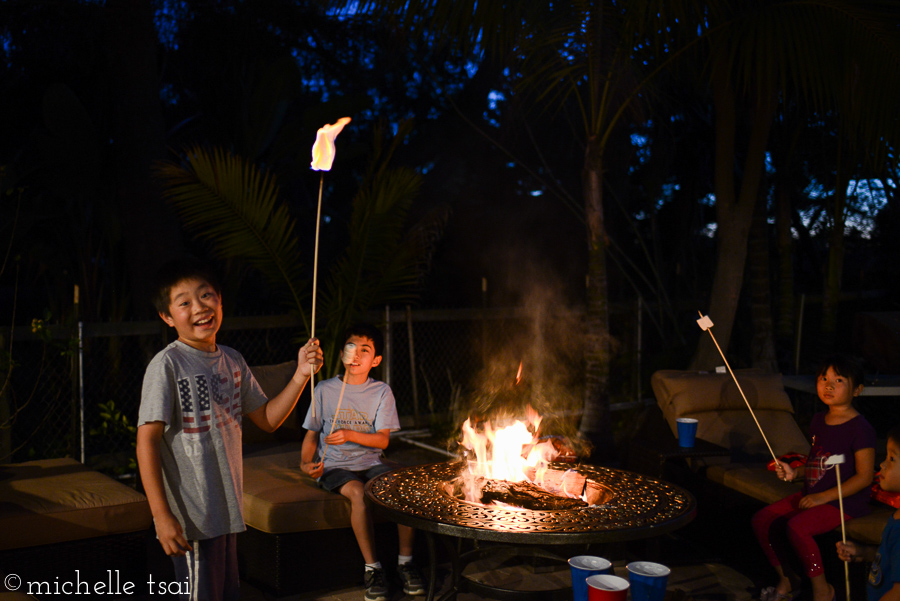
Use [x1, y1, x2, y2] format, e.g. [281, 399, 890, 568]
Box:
[178, 370, 243, 435]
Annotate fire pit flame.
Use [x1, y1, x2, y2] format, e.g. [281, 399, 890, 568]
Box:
[457, 406, 587, 508]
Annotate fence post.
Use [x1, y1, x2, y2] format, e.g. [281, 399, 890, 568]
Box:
[383, 305, 391, 387]
[0, 331, 10, 461]
[481, 277, 488, 366]
[406, 306, 420, 428]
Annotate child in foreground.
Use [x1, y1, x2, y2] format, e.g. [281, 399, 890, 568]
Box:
[837, 422, 900, 601]
[753, 354, 876, 601]
[137, 257, 322, 601]
[300, 323, 424, 601]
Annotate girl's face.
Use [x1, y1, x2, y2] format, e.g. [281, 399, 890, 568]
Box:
[816, 366, 862, 408]
[879, 438, 900, 493]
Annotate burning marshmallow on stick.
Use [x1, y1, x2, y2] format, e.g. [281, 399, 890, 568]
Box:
[308, 116, 352, 417]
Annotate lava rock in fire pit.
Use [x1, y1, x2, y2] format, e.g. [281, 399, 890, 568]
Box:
[479, 479, 588, 510]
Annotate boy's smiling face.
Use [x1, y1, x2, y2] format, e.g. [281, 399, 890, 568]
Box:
[880, 438, 900, 493]
[160, 278, 222, 353]
[343, 335, 381, 382]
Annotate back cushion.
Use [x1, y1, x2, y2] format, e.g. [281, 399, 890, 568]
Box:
[651, 370, 809, 460]
[243, 361, 305, 444]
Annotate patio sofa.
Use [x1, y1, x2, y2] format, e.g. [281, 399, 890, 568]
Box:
[649, 369, 893, 547]
[0, 456, 152, 592]
[240, 361, 384, 597]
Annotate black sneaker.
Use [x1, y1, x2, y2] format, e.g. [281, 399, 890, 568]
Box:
[398, 562, 426, 595]
[364, 568, 389, 601]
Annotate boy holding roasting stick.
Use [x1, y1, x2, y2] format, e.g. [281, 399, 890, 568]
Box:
[301, 323, 424, 601]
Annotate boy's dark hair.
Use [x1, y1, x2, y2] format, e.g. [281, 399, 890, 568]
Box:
[816, 354, 865, 390]
[888, 423, 900, 447]
[152, 257, 222, 315]
[344, 323, 384, 357]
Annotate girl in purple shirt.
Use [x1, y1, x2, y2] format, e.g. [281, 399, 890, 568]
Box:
[753, 355, 876, 601]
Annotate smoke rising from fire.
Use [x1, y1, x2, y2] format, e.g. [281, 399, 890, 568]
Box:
[447, 265, 594, 459]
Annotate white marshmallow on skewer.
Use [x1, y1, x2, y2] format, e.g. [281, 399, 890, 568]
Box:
[322, 343, 358, 463]
[826, 453, 851, 601]
[342, 343, 357, 366]
[696, 312, 778, 464]
[825, 454, 846, 466]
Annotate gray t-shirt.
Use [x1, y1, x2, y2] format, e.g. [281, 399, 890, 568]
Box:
[302, 376, 400, 472]
[138, 340, 267, 540]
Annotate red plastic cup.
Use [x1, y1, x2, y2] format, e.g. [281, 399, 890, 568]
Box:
[586, 574, 629, 601]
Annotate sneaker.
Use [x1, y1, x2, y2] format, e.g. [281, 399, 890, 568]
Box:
[364, 568, 389, 601]
[397, 562, 426, 596]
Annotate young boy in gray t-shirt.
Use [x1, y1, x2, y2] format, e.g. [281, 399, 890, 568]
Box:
[301, 323, 424, 601]
[137, 258, 321, 600]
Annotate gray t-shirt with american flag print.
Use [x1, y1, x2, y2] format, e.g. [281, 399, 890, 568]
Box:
[138, 340, 268, 540]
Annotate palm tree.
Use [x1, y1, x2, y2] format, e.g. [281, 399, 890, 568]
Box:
[330, 0, 712, 457]
[157, 122, 446, 377]
[689, 0, 900, 369]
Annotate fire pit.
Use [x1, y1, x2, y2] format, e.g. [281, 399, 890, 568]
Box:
[365, 460, 696, 600]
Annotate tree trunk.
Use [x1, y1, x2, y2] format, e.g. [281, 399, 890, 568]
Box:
[691, 72, 776, 370]
[821, 156, 849, 349]
[104, 0, 181, 319]
[748, 188, 778, 372]
[578, 137, 613, 461]
[774, 182, 795, 365]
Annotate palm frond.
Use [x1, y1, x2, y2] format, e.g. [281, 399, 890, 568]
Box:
[155, 145, 308, 326]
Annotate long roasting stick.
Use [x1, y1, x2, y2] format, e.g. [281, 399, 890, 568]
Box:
[309, 116, 351, 416]
[827, 455, 852, 601]
[320, 344, 357, 463]
[696, 312, 779, 464]
[310, 173, 324, 417]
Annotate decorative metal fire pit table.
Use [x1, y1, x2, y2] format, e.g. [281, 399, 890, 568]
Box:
[365, 461, 696, 601]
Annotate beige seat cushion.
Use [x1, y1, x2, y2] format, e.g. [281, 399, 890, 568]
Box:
[0, 458, 151, 551]
[652, 370, 810, 459]
[242, 444, 351, 534]
[705, 463, 802, 505]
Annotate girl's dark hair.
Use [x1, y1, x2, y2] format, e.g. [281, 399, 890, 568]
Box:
[815, 354, 865, 390]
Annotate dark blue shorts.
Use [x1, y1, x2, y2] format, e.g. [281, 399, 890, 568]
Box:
[318, 462, 398, 493]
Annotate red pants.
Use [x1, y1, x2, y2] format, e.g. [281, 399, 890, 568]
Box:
[751, 492, 847, 578]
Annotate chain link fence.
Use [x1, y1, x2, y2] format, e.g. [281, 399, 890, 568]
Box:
[2, 304, 662, 476]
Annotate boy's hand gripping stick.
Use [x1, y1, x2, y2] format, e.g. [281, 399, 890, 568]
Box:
[826, 454, 851, 601]
[696, 313, 779, 465]
[320, 343, 356, 463]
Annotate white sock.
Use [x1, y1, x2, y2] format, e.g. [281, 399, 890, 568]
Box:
[398, 555, 413, 565]
[365, 562, 382, 571]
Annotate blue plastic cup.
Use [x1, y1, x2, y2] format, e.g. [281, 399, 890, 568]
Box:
[676, 418, 698, 448]
[626, 561, 671, 601]
[569, 556, 613, 601]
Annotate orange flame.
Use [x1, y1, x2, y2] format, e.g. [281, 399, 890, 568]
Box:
[458, 405, 577, 504]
